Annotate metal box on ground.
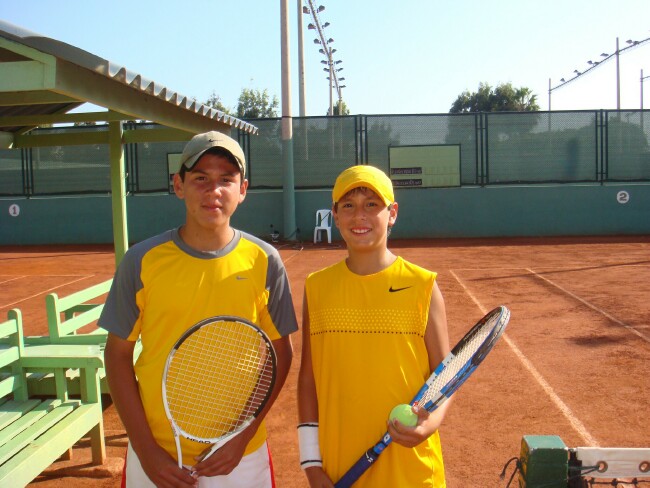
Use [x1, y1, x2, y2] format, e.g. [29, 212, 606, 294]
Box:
[519, 435, 568, 488]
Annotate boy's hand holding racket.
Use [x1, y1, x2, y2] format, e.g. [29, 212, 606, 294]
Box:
[192, 421, 253, 477]
[136, 442, 199, 488]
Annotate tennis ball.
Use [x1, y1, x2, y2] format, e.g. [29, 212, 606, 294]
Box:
[389, 404, 418, 427]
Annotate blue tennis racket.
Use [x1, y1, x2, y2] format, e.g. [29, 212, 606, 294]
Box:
[335, 305, 511, 488]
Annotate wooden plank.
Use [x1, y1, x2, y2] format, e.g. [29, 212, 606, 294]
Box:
[0, 399, 41, 431]
[0, 403, 103, 487]
[57, 308, 104, 337]
[0, 375, 20, 399]
[51, 280, 112, 313]
[0, 399, 60, 445]
[0, 347, 20, 369]
[0, 400, 79, 465]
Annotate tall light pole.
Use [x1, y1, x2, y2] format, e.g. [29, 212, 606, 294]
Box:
[303, 1, 345, 115]
[641, 68, 650, 133]
[615, 37, 621, 109]
[320, 53, 342, 115]
[325, 57, 333, 115]
[280, 0, 296, 239]
[641, 68, 650, 110]
[548, 35, 650, 110]
[297, 0, 306, 117]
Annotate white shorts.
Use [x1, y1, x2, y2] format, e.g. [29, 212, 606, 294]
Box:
[123, 441, 275, 488]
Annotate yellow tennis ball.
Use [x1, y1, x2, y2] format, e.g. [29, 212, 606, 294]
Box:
[389, 404, 418, 427]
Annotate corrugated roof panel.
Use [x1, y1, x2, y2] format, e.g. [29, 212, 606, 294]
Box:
[0, 20, 258, 135]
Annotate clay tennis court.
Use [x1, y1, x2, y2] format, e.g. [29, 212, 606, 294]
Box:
[1, 235, 648, 487]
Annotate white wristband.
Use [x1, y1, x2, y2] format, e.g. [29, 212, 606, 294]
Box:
[297, 422, 323, 469]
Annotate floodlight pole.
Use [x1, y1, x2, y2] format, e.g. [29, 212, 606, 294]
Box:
[549, 35, 650, 109]
[305, 1, 344, 115]
[328, 48, 334, 115]
[641, 69, 650, 110]
[641, 69, 650, 133]
[297, 0, 306, 117]
[280, 0, 296, 240]
[616, 37, 621, 110]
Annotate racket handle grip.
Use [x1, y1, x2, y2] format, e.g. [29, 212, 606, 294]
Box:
[334, 449, 379, 488]
[197, 443, 220, 463]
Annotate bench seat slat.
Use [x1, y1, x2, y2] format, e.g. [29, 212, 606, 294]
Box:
[0, 399, 42, 431]
[0, 308, 106, 485]
[0, 400, 80, 465]
[0, 399, 61, 448]
[0, 403, 101, 487]
[0, 375, 21, 399]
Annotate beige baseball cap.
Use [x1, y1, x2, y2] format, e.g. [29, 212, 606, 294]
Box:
[179, 131, 246, 177]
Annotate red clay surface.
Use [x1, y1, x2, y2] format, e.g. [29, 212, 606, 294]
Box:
[1, 236, 648, 487]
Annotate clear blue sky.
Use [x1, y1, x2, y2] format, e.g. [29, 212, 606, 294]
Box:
[4, 0, 650, 116]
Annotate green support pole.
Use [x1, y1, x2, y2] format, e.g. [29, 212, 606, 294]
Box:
[109, 121, 128, 266]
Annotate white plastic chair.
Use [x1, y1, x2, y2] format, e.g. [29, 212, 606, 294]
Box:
[313, 209, 332, 244]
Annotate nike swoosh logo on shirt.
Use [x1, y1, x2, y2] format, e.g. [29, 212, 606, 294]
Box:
[389, 286, 412, 292]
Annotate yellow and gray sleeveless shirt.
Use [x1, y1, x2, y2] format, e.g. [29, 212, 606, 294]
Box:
[305, 256, 445, 487]
[98, 228, 298, 465]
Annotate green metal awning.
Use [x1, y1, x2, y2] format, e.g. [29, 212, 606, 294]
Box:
[0, 20, 257, 265]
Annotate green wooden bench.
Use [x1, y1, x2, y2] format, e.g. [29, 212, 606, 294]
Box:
[25, 279, 142, 395]
[45, 279, 114, 345]
[0, 309, 105, 486]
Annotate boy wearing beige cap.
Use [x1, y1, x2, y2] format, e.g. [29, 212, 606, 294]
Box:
[100, 131, 298, 487]
[297, 165, 452, 487]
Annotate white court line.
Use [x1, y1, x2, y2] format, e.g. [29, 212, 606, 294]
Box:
[527, 268, 650, 344]
[533, 262, 650, 270]
[0, 276, 26, 285]
[0, 275, 93, 309]
[282, 248, 303, 264]
[449, 270, 600, 447]
[452, 262, 650, 272]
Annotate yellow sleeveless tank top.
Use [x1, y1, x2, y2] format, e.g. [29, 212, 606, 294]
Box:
[305, 256, 446, 487]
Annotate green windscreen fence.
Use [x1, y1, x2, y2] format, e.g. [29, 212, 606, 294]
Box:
[1, 110, 649, 196]
[246, 118, 282, 188]
[28, 126, 111, 195]
[607, 111, 650, 180]
[127, 123, 187, 193]
[365, 114, 477, 184]
[250, 117, 356, 189]
[0, 147, 23, 195]
[487, 111, 599, 183]
[30, 147, 110, 194]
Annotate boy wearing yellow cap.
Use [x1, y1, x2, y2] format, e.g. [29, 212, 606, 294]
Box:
[297, 165, 452, 487]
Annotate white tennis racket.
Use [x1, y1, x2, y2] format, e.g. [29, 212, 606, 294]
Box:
[162, 316, 277, 468]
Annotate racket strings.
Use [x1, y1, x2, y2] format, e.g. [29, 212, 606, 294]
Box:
[421, 314, 504, 405]
[165, 320, 275, 440]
